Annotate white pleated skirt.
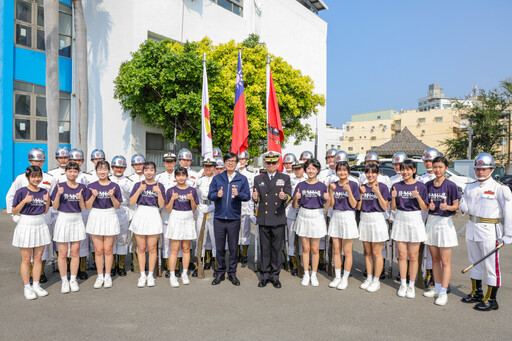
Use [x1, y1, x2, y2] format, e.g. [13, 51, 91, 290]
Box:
[359, 212, 389, 242]
[12, 214, 51, 248]
[328, 210, 359, 239]
[425, 215, 458, 247]
[165, 210, 197, 240]
[391, 210, 426, 243]
[53, 212, 86, 242]
[129, 205, 163, 236]
[86, 208, 120, 236]
[294, 208, 327, 238]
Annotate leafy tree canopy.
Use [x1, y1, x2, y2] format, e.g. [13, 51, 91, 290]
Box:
[114, 34, 325, 156]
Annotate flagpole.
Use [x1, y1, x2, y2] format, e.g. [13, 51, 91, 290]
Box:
[266, 55, 270, 151]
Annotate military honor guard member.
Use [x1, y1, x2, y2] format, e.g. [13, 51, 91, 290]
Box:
[282, 153, 297, 178]
[391, 160, 429, 299]
[84, 161, 123, 289]
[423, 156, 461, 306]
[214, 157, 225, 174]
[358, 164, 391, 292]
[328, 161, 360, 290]
[11, 166, 52, 300]
[252, 152, 292, 288]
[51, 162, 87, 294]
[237, 150, 255, 264]
[129, 161, 165, 288]
[292, 158, 330, 287]
[459, 153, 512, 311]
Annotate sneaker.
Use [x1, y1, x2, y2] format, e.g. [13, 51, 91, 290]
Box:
[366, 280, 381, 293]
[329, 278, 341, 288]
[406, 286, 416, 299]
[301, 274, 310, 287]
[61, 280, 71, 294]
[360, 278, 372, 290]
[147, 276, 155, 287]
[24, 286, 37, 300]
[337, 277, 348, 290]
[423, 288, 439, 298]
[32, 285, 49, 297]
[182, 274, 190, 285]
[170, 277, 180, 287]
[397, 284, 407, 297]
[69, 280, 80, 292]
[311, 274, 319, 287]
[137, 275, 146, 288]
[435, 292, 448, 306]
[93, 276, 104, 289]
[104, 276, 112, 288]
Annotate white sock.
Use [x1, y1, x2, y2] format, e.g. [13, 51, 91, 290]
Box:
[61, 276, 68, 282]
[367, 275, 373, 282]
[104, 273, 111, 279]
[434, 283, 442, 292]
[97, 273, 104, 279]
[401, 279, 407, 286]
[140, 272, 146, 278]
[70, 275, 77, 281]
[311, 271, 317, 277]
[170, 271, 176, 279]
[373, 277, 380, 283]
[24, 283, 31, 289]
[182, 269, 188, 276]
[409, 281, 415, 288]
[148, 271, 153, 278]
[343, 270, 350, 279]
[440, 287, 448, 294]
[32, 281, 39, 287]
[334, 269, 341, 279]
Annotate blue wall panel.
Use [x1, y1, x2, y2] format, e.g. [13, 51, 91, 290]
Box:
[13, 143, 72, 177]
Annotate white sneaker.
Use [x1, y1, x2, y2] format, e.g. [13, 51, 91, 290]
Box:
[93, 276, 104, 289]
[435, 292, 448, 306]
[24, 287, 37, 300]
[182, 274, 190, 285]
[337, 277, 348, 290]
[423, 288, 439, 298]
[137, 275, 146, 288]
[360, 278, 372, 290]
[147, 276, 155, 287]
[104, 276, 112, 288]
[69, 280, 80, 292]
[32, 285, 48, 297]
[397, 284, 407, 297]
[61, 281, 71, 294]
[301, 274, 310, 287]
[170, 277, 180, 288]
[366, 280, 381, 293]
[406, 286, 416, 299]
[329, 277, 341, 288]
[311, 274, 319, 287]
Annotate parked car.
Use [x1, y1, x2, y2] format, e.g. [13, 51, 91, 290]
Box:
[349, 165, 396, 180]
[501, 176, 512, 193]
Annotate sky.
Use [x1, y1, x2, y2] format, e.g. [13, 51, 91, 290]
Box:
[319, 0, 512, 128]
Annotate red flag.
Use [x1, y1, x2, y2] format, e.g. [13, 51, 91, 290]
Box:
[267, 69, 284, 171]
[231, 50, 249, 154]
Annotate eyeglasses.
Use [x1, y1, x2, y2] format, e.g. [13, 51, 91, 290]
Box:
[225, 159, 237, 164]
[266, 161, 278, 165]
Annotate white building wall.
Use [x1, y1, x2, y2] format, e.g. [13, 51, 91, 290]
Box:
[83, 0, 327, 170]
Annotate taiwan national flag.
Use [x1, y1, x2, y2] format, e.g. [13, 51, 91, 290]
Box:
[231, 50, 249, 154]
[267, 66, 284, 171]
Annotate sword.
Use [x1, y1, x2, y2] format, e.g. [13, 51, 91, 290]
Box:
[196, 213, 208, 279]
[327, 236, 334, 277]
[156, 235, 162, 277]
[295, 234, 304, 278]
[283, 224, 290, 272]
[462, 243, 504, 274]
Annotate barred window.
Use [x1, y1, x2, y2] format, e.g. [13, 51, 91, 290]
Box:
[213, 0, 243, 16]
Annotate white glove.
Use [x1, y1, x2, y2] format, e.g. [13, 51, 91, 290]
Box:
[250, 216, 257, 225]
[502, 235, 512, 245]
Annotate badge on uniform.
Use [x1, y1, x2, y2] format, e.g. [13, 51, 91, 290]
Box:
[276, 179, 285, 186]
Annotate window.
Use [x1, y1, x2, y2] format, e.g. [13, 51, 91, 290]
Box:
[13, 80, 71, 143]
[435, 116, 443, 122]
[421, 130, 425, 136]
[377, 116, 381, 119]
[14, 0, 72, 57]
[371, 136, 376, 140]
[418, 118, 426, 123]
[146, 133, 200, 168]
[213, 0, 243, 16]
[348, 147, 353, 151]
[348, 137, 354, 141]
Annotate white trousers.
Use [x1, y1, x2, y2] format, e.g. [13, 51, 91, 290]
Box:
[286, 218, 296, 257]
[467, 239, 501, 287]
[113, 221, 129, 255]
[238, 214, 252, 246]
[196, 211, 216, 257]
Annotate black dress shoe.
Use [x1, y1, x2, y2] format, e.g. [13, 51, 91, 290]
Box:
[258, 279, 268, 287]
[110, 267, 117, 277]
[40, 273, 48, 284]
[90, 262, 97, 271]
[212, 275, 225, 285]
[272, 280, 282, 288]
[192, 269, 198, 277]
[462, 290, 484, 303]
[241, 256, 248, 264]
[474, 299, 499, 311]
[204, 263, 211, 270]
[379, 273, 385, 280]
[318, 263, 326, 271]
[117, 268, 127, 277]
[291, 269, 298, 277]
[364, 270, 368, 278]
[175, 270, 181, 278]
[228, 275, 240, 286]
[165, 270, 170, 278]
[78, 270, 88, 280]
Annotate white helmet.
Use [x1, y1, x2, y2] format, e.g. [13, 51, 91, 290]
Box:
[69, 149, 84, 161]
[238, 150, 249, 160]
[334, 151, 349, 163]
[365, 152, 379, 163]
[474, 153, 495, 169]
[178, 148, 193, 161]
[131, 154, 145, 165]
[283, 153, 297, 164]
[326, 148, 338, 158]
[28, 148, 46, 162]
[300, 151, 313, 161]
[55, 146, 70, 158]
[111, 156, 127, 168]
[91, 149, 105, 160]
[392, 152, 408, 164]
[422, 148, 441, 161]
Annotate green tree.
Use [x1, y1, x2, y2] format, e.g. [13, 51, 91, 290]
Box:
[443, 83, 510, 160]
[113, 36, 325, 156]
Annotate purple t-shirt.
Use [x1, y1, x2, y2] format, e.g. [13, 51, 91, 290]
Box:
[332, 181, 361, 211]
[293, 181, 327, 209]
[426, 178, 461, 217]
[361, 183, 390, 213]
[51, 182, 87, 213]
[165, 186, 199, 211]
[13, 187, 48, 215]
[392, 181, 429, 211]
[130, 181, 166, 207]
[84, 181, 123, 209]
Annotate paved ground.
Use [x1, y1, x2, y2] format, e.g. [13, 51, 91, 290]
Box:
[1, 211, 510, 340]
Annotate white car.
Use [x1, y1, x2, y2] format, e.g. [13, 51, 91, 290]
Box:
[379, 158, 475, 194]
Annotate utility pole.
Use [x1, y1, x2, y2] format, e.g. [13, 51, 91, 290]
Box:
[467, 120, 473, 160]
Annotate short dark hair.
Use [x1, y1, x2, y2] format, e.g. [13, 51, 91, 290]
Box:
[65, 162, 80, 171]
[304, 158, 321, 173]
[95, 160, 110, 171]
[336, 161, 350, 173]
[25, 165, 42, 178]
[174, 166, 188, 178]
[143, 161, 156, 170]
[364, 163, 379, 174]
[400, 159, 417, 177]
[433, 156, 449, 167]
[224, 152, 238, 163]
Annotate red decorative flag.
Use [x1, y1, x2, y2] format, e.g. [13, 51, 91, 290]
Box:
[231, 50, 249, 154]
[267, 67, 284, 171]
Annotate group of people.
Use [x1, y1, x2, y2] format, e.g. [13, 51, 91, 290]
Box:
[6, 145, 511, 312]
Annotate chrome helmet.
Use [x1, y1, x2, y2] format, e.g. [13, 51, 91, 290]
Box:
[111, 156, 127, 168]
[283, 153, 297, 164]
[365, 152, 379, 163]
[392, 152, 408, 164]
[215, 157, 225, 169]
[334, 151, 349, 163]
[69, 149, 84, 161]
[55, 146, 70, 158]
[28, 148, 46, 161]
[422, 148, 441, 161]
[300, 150, 313, 161]
[213, 148, 222, 159]
[238, 150, 249, 160]
[178, 148, 193, 161]
[131, 154, 145, 165]
[326, 148, 338, 158]
[474, 153, 496, 169]
[90, 149, 105, 160]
